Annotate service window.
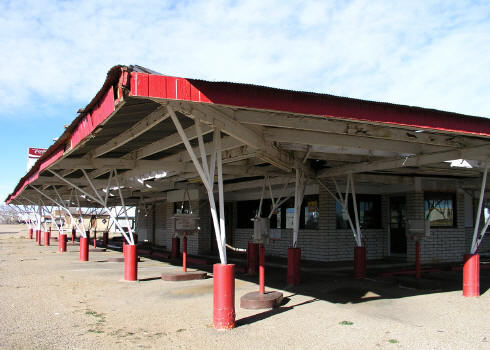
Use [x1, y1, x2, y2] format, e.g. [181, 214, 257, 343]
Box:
[424, 192, 455, 227]
[336, 194, 382, 229]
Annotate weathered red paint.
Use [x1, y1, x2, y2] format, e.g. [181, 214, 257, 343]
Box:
[213, 264, 235, 330]
[79, 236, 89, 262]
[354, 246, 366, 278]
[259, 244, 265, 294]
[287, 247, 301, 285]
[124, 244, 138, 281]
[463, 254, 480, 297]
[44, 231, 50, 246]
[182, 236, 187, 273]
[28, 228, 33, 239]
[36, 230, 41, 246]
[129, 71, 490, 137]
[58, 234, 67, 253]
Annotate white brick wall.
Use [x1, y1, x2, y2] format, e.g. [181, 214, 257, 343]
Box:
[136, 182, 483, 264]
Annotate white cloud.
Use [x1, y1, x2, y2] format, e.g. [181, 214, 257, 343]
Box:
[0, 0, 489, 117]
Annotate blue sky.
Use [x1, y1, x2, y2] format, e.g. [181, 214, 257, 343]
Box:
[1, 0, 490, 203]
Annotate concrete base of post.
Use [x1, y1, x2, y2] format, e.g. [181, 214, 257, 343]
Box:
[463, 254, 480, 297]
[213, 264, 235, 330]
[287, 247, 301, 285]
[354, 246, 366, 278]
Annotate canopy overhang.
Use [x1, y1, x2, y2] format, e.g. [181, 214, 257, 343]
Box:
[7, 65, 490, 207]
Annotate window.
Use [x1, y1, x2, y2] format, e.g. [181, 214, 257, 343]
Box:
[236, 195, 319, 229]
[236, 200, 260, 228]
[424, 192, 455, 227]
[336, 194, 382, 229]
[174, 201, 191, 214]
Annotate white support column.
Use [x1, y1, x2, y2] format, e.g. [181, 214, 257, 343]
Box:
[168, 106, 227, 264]
[46, 170, 132, 244]
[471, 162, 489, 254]
[350, 174, 363, 247]
[292, 168, 305, 248]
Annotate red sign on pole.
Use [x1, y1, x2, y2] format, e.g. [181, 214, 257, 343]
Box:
[27, 147, 47, 171]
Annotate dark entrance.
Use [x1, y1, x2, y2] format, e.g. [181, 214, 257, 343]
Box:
[389, 196, 407, 255]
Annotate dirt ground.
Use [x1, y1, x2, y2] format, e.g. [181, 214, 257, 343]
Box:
[0, 224, 489, 350]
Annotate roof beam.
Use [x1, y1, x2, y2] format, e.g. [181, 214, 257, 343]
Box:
[91, 105, 168, 158]
[131, 124, 213, 160]
[234, 109, 479, 148]
[317, 144, 490, 178]
[265, 128, 447, 155]
[169, 101, 293, 172]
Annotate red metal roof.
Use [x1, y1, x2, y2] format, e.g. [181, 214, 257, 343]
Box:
[6, 65, 490, 204]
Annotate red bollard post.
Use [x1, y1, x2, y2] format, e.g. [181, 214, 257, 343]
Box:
[124, 244, 138, 281]
[72, 227, 76, 245]
[58, 234, 67, 252]
[415, 241, 421, 279]
[102, 231, 108, 246]
[183, 236, 187, 273]
[93, 230, 97, 248]
[247, 242, 259, 275]
[44, 231, 50, 246]
[287, 247, 301, 285]
[171, 237, 180, 259]
[259, 244, 265, 294]
[28, 228, 33, 239]
[213, 264, 235, 330]
[354, 246, 366, 278]
[79, 236, 89, 261]
[37, 230, 42, 246]
[463, 254, 480, 297]
[35, 229, 40, 243]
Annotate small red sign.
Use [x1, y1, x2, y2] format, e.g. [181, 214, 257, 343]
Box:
[28, 148, 47, 157]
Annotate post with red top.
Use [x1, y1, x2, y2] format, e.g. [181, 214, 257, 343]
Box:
[259, 244, 265, 294]
[58, 234, 67, 252]
[463, 254, 480, 297]
[28, 228, 33, 239]
[44, 231, 50, 246]
[354, 246, 366, 278]
[124, 244, 138, 281]
[79, 235, 89, 261]
[182, 236, 188, 272]
[171, 237, 180, 259]
[213, 263, 235, 330]
[247, 242, 259, 275]
[415, 241, 421, 279]
[93, 230, 97, 248]
[287, 247, 301, 285]
[72, 227, 76, 245]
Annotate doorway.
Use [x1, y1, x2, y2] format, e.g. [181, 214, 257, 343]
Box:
[389, 196, 407, 255]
